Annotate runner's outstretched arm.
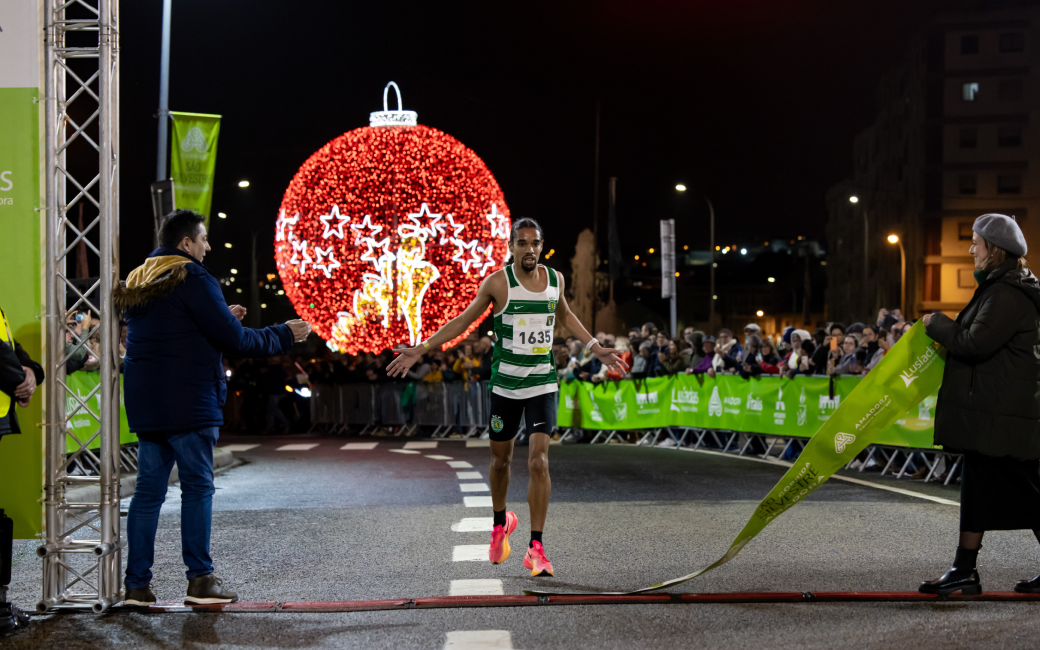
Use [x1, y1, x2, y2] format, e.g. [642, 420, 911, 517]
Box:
[554, 274, 629, 374]
[386, 275, 498, 378]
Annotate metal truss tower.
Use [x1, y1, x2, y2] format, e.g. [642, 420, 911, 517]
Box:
[38, 0, 122, 614]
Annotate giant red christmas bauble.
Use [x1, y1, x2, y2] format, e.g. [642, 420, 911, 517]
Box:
[274, 85, 510, 354]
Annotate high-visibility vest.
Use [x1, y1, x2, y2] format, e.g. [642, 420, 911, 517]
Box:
[0, 306, 13, 418]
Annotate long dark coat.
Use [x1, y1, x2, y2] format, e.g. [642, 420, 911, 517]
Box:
[926, 259, 1040, 459]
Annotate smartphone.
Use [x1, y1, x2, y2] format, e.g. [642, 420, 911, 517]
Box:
[830, 337, 838, 351]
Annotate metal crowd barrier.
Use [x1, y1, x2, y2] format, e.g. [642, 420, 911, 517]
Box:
[310, 381, 491, 438]
[308, 382, 962, 484]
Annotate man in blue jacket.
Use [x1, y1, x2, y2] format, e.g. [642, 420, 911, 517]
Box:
[114, 210, 310, 606]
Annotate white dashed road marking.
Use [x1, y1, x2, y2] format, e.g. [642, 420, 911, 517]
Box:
[464, 496, 493, 508]
[444, 630, 512, 650]
[466, 439, 491, 448]
[341, 442, 379, 450]
[452, 517, 494, 532]
[456, 471, 482, 480]
[449, 579, 503, 596]
[404, 441, 438, 449]
[219, 444, 259, 452]
[448, 461, 473, 469]
[452, 545, 489, 562]
[426, 455, 454, 460]
[276, 443, 319, 451]
[460, 483, 490, 492]
[389, 449, 421, 455]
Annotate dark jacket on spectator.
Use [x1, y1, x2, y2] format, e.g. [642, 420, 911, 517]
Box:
[115, 247, 293, 433]
[927, 259, 1040, 459]
[0, 336, 44, 438]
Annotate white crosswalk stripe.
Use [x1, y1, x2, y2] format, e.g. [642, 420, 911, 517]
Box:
[403, 441, 438, 449]
[389, 449, 420, 454]
[465, 439, 491, 448]
[452, 545, 489, 562]
[448, 461, 473, 468]
[341, 442, 378, 450]
[219, 444, 259, 452]
[444, 631, 512, 650]
[460, 483, 489, 492]
[276, 443, 319, 451]
[456, 471, 482, 479]
[452, 517, 493, 532]
[463, 496, 493, 507]
[449, 579, 503, 596]
[426, 455, 453, 460]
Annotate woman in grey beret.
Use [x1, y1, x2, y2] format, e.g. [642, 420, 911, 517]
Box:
[919, 213, 1040, 597]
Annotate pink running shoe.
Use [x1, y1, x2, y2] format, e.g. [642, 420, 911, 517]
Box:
[523, 540, 555, 577]
[489, 511, 518, 564]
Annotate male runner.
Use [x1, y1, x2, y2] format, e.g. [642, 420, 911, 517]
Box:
[388, 218, 627, 576]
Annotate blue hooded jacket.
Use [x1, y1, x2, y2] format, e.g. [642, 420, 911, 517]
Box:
[115, 247, 293, 433]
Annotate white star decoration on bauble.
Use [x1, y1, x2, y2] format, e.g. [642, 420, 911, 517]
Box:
[290, 239, 312, 273]
[313, 246, 341, 278]
[486, 204, 509, 239]
[319, 205, 349, 240]
[350, 214, 384, 246]
[276, 210, 300, 242]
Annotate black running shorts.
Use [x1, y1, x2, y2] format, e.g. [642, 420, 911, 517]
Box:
[488, 391, 558, 442]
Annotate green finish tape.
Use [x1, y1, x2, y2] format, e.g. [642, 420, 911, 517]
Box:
[530, 321, 946, 595]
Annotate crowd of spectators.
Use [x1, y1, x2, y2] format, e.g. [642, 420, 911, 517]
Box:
[549, 308, 914, 383]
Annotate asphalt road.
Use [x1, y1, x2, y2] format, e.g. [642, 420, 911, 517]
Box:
[8, 434, 1040, 649]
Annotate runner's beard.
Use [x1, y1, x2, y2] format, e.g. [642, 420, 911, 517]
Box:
[521, 255, 537, 271]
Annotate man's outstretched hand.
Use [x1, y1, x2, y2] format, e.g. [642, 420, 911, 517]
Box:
[593, 344, 629, 374]
[386, 346, 423, 378]
[228, 305, 247, 321]
[285, 319, 312, 342]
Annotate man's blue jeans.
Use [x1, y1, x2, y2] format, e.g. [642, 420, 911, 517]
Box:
[125, 427, 218, 590]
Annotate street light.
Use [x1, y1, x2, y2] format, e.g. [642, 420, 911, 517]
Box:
[849, 196, 859, 204]
[675, 186, 715, 332]
[238, 180, 250, 188]
[217, 212, 227, 219]
[888, 234, 906, 316]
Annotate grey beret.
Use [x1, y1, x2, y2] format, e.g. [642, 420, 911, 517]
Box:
[973, 213, 1027, 257]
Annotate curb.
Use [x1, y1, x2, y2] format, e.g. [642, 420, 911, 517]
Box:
[65, 447, 236, 505]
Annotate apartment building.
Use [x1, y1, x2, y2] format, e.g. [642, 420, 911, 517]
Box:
[826, 2, 1040, 319]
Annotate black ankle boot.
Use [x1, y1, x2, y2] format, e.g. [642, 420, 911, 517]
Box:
[1015, 574, 1040, 593]
[919, 546, 982, 597]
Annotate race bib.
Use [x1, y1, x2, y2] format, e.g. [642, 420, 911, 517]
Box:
[514, 315, 553, 355]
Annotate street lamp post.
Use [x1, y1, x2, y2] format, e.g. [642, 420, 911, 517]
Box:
[676, 185, 715, 333]
[888, 234, 906, 316]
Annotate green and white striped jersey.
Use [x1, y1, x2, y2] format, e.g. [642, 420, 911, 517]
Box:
[489, 264, 560, 399]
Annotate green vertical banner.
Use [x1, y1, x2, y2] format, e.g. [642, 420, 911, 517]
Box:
[535, 321, 946, 595]
[0, 2, 45, 538]
[169, 111, 221, 223]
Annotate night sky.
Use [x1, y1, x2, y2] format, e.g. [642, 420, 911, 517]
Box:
[118, 0, 959, 303]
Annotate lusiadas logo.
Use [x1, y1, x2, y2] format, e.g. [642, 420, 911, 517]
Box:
[708, 386, 722, 417]
[900, 345, 938, 387]
[834, 432, 856, 453]
[180, 126, 208, 153]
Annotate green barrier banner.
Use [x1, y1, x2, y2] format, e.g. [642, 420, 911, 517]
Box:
[534, 321, 945, 595]
[170, 111, 221, 223]
[558, 368, 938, 449]
[64, 372, 135, 452]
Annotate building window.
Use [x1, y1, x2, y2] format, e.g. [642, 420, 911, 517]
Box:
[963, 82, 980, 101]
[998, 125, 1023, 147]
[959, 175, 977, 195]
[1000, 32, 1025, 53]
[961, 34, 980, 54]
[958, 222, 974, 240]
[999, 79, 1024, 101]
[960, 127, 978, 148]
[958, 268, 976, 288]
[998, 174, 1023, 194]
